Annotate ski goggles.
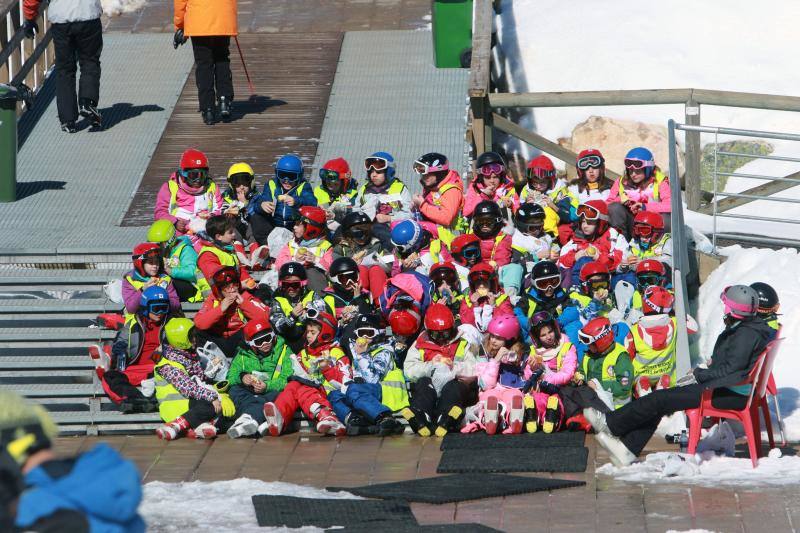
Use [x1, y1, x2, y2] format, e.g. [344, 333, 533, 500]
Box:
[636, 272, 663, 288]
[228, 172, 252, 188]
[578, 324, 611, 345]
[586, 278, 610, 292]
[413, 159, 449, 175]
[304, 307, 321, 320]
[428, 328, 455, 345]
[280, 280, 305, 291]
[180, 168, 209, 187]
[276, 169, 302, 184]
[431, 267, 458, 287]
[533, 274, 561, 292]
[212, 269, 240, 288]
[331, 270, 360, 287]
[517, 219, 544, 234]
[458, 245, 481, 261]
[526, 167, 555, 181]
[478, 162, 505, 176]
[624, 158, 654, 171]
[364, 157, 390, 172]
[354, 327, 380, 339]
[345, 225, 370, 242]
[576, 204, 606, 222]
[137, 248, 162, 263]
[633, 223, 657, 237]
[146, 301, 170, 316]
[576, 154, 603, 170]
[469, 271, 495, 288]
[251, 331, 276, 346]
[319, 168, 341, 182]
[530, 310, 555, 329]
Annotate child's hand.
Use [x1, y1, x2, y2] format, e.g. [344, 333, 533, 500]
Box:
[317, 358, 331, 371]
[212, 399, 222, 413]
[225, 206, 240, 216]
[412, 194, 425, 207]
[261, 201, 276, 214]
[486, 293, 496, 305]
[252, 379, 266, 394]
[469, 292, 482, 304]
[291, 302, 305, 318]
[284, 195, 296, 207]
[593, 288, 609, 301]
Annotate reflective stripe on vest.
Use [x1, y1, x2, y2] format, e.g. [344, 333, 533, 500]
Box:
[357, 180, 406, 207]
[582, 344, 631, 409]
[570, 291, 591, 308]
[154, 357, 191, 422]
[529, 341, 573, 370]
[630, 233, 670, 260]
[288, 240, 331, 260]
[198, 245, 238, 268]
[617, 170, 666, 203]
[275, 292, 315, 323]
[631, 317, 677, 382]
[463, 293, 508, 309]
[170, 241, 208, 302]
[168, 180, 217, 217]
[489, 233, 506, 261]
[126, 274, 172, 291]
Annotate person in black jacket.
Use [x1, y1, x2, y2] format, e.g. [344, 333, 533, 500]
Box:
[583, 285, 776, 466]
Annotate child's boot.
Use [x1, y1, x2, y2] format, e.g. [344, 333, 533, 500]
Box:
[345, 412, 375, 436]
[484, 395, 499, 435]
[315, 407, 346, 437]
[156, 416, 190, 440]
[260, 402, 284, 437]
[227, 414, 259, 438]
[657, 374, 671, 390]
[435, 405, 463, 437]
[635, 376, 652, 398]
[187, 422, 218, 439]
[401, 407, 432, 437]
[542, 394, 561, 434]
[234, 241, 250, 267]
[375, 412, 404, 436]
[523, 394, 538, 433]
[249, 243, 270, 271]
[88, 344, 111, 379]
[508, 395, 524, 434]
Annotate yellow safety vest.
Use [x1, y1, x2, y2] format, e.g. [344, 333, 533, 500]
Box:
[268, 180, 307, 200]
[298, 346, 347, 393]
[357, 180, 407, 207]
[429, 182, 464, 230]
[275, 292, 316, 325]
[360, 345, 409, 412]
[630, 233, 670, 260]
[616, 170, 667, 203]
[463, 293, 508, 309]
[630, 317, 677, 383]
[488, 234, 506, 262]
[529, 341, 573, 370]
[582, 344, 631, 409]
[212, 297, 245, 322]
[154, 357, 193, 422]
[313, 185, 357, 206]
[287, 240, 332, 265]
[198, 245, 239, 268]
[170, 241, 210, 302]
[124, 275, 173, 320]
[167, 180, 218, 217]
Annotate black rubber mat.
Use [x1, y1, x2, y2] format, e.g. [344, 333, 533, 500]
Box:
[440, 431, 585, 451]
[251, 495, 417, 528]
[437, 447, 589, 473]
[328, 473, 585, 503]
[337, 523, 501, 532]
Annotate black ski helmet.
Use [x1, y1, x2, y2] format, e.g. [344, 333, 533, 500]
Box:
[414, 152, 450, 187]
[341, 211, 373, 245]
[329, 256, 359, 278]
[515, 203, 546, 233]
[354, 312, 383, 330]
[476, 151, 505, 169]
[749, 282, 779, 315]
[472, 200, 504, 239]
[532, 260, 560, 282]
[279, 262, 307, 280]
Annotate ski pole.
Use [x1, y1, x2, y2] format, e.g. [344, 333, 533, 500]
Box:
[234, 36, 255, 95]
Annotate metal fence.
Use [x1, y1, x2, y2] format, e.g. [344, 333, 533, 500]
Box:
[1, 0, 52, 111]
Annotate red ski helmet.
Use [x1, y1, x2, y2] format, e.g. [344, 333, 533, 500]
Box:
[579, 317, 615, 353]
[633, 210, 665, 243]
[430, 261, 459, 288]
[180, 148, 208, 170]
[210, 266, 240, 299]
[132, 242, 162, 277]
[307, 311, 338, 346]
[450, 233, 482, 266]
[579, 261, 610, 296]
[576, 148, 605, 179]
[642, 286, 674, 315]
[296, 206, 327, 240]
[526, 155, 556, 189]
[576, 200, 609, 235]
[388, 307, 422, 336]
[244, 317, 275, 347]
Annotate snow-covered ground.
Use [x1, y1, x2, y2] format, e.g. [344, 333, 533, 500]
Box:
[102, 0, 146, 16]
[140, 478, 358, 532]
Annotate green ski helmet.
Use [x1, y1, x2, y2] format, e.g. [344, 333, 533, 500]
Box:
[164, 318, 195, 350]
[147, 219, 177, 247]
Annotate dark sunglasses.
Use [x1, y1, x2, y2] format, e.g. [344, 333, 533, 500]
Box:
[229, 173, 252, 187]
[281, 280, 303, 291]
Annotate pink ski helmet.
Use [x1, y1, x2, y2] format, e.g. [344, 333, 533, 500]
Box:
[486, 314, 520, 341]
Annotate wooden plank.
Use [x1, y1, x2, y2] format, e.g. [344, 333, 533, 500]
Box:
[684, 100, 702, 210]
[121, 33, 343, 226]
[489, 88, 692, 108]
[468, 0, 493, 98]
[693, 88, 800, 112]
[698, 169, 800, 214]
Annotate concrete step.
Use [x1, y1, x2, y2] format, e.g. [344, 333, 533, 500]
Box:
[0, 327, 115, 343]
[1, 383, 99, 397]
[0, 356, 94, 369]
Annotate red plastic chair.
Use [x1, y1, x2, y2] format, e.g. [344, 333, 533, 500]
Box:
[686, 338, 783, 468]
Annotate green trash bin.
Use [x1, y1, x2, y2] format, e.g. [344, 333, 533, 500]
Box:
[432, 0, 473, 68]
[0, 84, 18, 203]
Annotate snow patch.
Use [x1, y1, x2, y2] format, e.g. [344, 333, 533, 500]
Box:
[140, 478, 359, 532]
[599, 451, 800, 487]
[102, 0, 146, 16]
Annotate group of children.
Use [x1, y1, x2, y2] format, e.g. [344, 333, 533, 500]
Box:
[90, 145, 782, 441]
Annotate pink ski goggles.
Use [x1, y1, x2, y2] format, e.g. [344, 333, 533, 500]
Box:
[478, 162, 504, 176]
[624, 158, 655, 171]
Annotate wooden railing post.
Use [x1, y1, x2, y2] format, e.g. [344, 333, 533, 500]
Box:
[684, 98, 702, 210]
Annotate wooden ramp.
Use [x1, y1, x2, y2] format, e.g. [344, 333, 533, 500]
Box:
[122, 32, 342, 226]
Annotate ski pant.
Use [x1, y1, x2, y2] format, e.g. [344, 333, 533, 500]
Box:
[51, 18, 102, 124]
[250, 211, 280, 246]
[195, 329, 244, 360]
[410, 377, 478, 429]
[358, 265, 387, 305]
[531, 390, 564, 428]
[181, 398, 235, 431]
[608, 202, 671, 241]
[102, 370, 145, 403]
[273, 381, 333, 427]
[462, 385, 523, 433]
[228, 384, 279, 423]
[330, 382, 391, 423]
[605, 384, 748, 456]
[191, 36, 233, 111]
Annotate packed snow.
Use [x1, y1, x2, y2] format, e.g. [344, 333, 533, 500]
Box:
[140, 478, 358, 532]
[101, 0, 146, 16]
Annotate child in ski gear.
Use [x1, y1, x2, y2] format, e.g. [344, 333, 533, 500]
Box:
[514, 260, 581, 344]
[261, 312, 348, 436]
[430, 261, 465, 318]
[323, 257, 376, 332]
[223, 162, 269, 270]
[154, 317, 236, 440]
[459, 262, 514, 333]
[102, 286, 170, 413]
[558, 200, 627, 287]
[403, 304, 480, 437]
[338, 313, 408, 435]
[567, 149, 614, 204]
[314, 157, 358, 231]
[462, 315, 529, 435]
[147, 219, 207, 302]
[524, 312, 577, 433]
[750, 282, 780, 331]
[388, 219, 451, 277]
[269, 262, 324, 352]
[193, 266, 270, 358]
[575, 317, 634, 410]
[520, 155, 576, 241]
[333, 210, 389, 303]
[449, 233, 483, 288]
[274, 206, 333, 291]
[511, 203, 560, 271]
[122, 242, 181, 315]
[250, 154, 318, 245]
[624, 210, 673, 269]
[630, 286, 679, 397]
[196, 214, 256, 289]
[3, 392, 145, 532]
[607, 147, 672, 239]
[154, 148, 223, 236]
[411, 152, 465, 231]
[226, 317, 293, 437]
[356, 152, 413, 250]
[464, 151, 519, 218]
[470, 200, 513, 268]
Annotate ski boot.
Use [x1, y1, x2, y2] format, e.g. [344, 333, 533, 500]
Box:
[435, 405, 463, 438]
[156, 416, 190, 440]
[345, 412, 375, 436]
[523, 394, 538, 433]
[401, 407, 432, 437]
[187, 422, 218, 439]
[202, 107, 216, 125]
[79, 99, 103, 129]
[635, 376, 652, 398]
[508, 395, 524, 434]
[483, 395, 499, 436]
[315, 407, 346, 437]
[218, 96, 232, 121]
[542, 394, 561, 434]
[656, 374, 671, 390]
[249, 243, 270, 271]
[89, 344, 111, 379]
[227, 414, 259, 438]
[375, 413, 404, 436]
[260, 402, 283, 437]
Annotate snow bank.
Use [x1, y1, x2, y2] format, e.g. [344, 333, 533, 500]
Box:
[598, 450, 800, 488]
[102, 0, 146, 17]
[140, 478, 358, 532]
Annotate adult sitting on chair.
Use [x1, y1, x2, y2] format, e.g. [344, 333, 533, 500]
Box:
[584, 285, 775, 466]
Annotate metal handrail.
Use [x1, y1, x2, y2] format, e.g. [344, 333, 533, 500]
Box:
[1, 0, 52, 110]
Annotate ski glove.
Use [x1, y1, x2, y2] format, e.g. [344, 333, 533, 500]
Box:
[219, 393, 236, 417]
[23, 19, 38, 39]
[173, 29, 187, 49]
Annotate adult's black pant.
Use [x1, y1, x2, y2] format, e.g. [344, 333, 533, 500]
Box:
[410, 377, 478, 429]
[51, 18, 103, 124]
[606, 384, 748, 456]
[191, 36, 233, 111]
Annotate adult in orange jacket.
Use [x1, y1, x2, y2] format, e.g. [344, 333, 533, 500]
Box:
[173, 0, 238, 124]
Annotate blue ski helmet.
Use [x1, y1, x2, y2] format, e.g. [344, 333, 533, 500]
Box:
[275, 154, 304, 185]
[391, 219, 423, 254]
[366, 151, 396, 181]
[140, 286, 170, 316]
[624, 147, 655, 179]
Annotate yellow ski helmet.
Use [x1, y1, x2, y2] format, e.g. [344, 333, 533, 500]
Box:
[227, 162, 255, 188]
[164, 317, 195, 350]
